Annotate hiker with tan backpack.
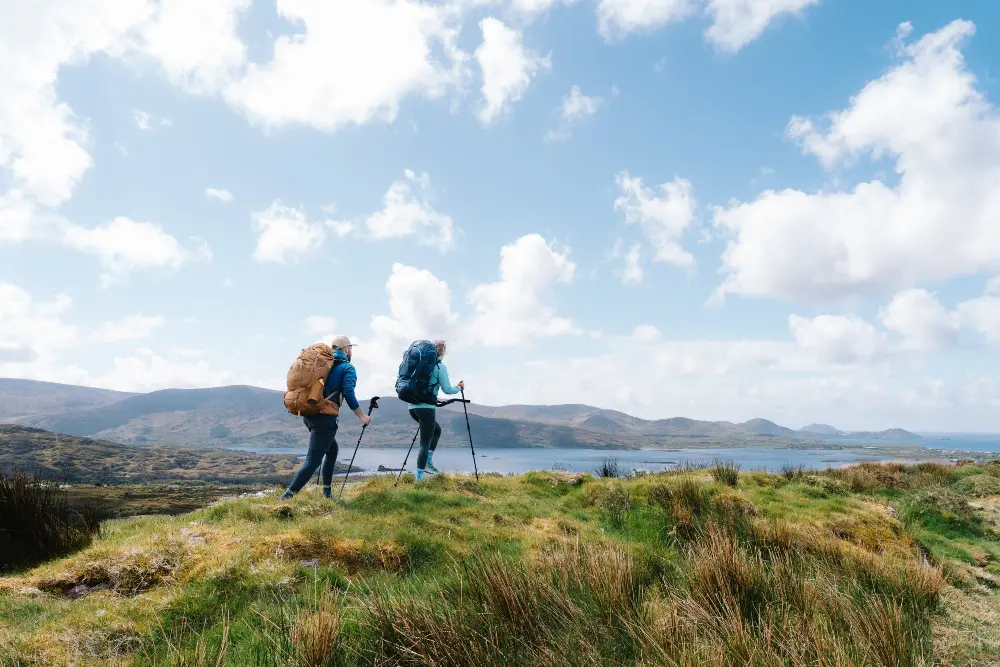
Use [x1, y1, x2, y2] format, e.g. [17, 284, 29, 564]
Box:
[280, 335, 371, 500]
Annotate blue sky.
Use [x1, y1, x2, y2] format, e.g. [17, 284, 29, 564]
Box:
[3, 0, 1000, 432]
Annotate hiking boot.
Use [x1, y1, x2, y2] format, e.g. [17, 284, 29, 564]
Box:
[425, 463, 440, 474]
[322, 486, 332, 499]
[279, 490, 293, 500]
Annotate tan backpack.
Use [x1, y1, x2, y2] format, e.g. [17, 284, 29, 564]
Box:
[283, 343, 344, 417]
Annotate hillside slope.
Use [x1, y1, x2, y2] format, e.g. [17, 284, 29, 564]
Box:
[1, 461, 998, 665]
[0, 424, 308, 485]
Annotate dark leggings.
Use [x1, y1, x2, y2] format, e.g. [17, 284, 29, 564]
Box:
[286, 414, 339, 493]
[410, 408, 441, 469]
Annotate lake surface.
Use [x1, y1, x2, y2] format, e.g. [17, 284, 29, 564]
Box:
[232, 445, 955, 476]
[825, 434, 1000, 454]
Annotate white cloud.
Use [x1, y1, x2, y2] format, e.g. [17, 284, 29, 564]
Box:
[597, 0, 698, 41]
[789, 313, 886, 365]
[713, 20, 1000, 303]
[129, 0, 251, 95]
[475, 18, 550, 124]
[205, 188, 233, 203]
[89, 348, 239, 392]
[957, 296, 1000, 343]
[614, 171, 696, 269]
[0, 1, 155, 207]
[545, 85, 606, 141]
[467, 233, 578, 346]
[509, 0, 580, 18]
[363, 170, 455, 251]
[223, 0, 466, 133]
[704, 0, 820, 52]
[878, 289, 960, 353]
[596, 0, 817, 49]
[92, 315, 165, 342]
[0, 284, 78, 362]
[65, 216, 212, 287]
[1, 193, 210, 285]
[355, 263, 460, 391]
[251, 201, 328, 263]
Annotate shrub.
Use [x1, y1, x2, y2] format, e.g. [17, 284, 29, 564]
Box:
[711, 459, 741, 487]
[0, 470, 106, 572]
[596, 457, 623, 479]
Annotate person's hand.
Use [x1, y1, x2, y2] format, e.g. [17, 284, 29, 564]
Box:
[458, 381, 465, 390]
[360, 414, 371, 427]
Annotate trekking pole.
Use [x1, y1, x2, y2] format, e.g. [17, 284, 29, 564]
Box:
[460, 387, 479, 481]
[339, 396, 379, 499]
[395, 426, 420, 487]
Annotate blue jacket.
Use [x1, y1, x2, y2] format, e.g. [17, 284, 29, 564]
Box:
[322, 349, 360, 415]
[410, 361, 461, 410]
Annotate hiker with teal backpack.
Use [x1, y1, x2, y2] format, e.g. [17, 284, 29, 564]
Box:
[395, 339, 463, 480]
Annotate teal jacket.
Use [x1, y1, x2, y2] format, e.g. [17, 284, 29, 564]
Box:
[410, 362, 461, 409]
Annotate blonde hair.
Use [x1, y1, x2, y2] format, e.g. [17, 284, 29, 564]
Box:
[434, 340, 447, 356]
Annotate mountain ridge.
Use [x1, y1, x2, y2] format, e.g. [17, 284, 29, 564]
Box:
[0, 378, 919, 449]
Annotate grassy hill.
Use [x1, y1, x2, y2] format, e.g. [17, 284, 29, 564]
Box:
[1, 460, 999, 665]
[0, 379, 891, 451]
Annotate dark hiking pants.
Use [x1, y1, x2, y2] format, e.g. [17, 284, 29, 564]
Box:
[286, 414, 339, 494]
[409, 407, 441, 469]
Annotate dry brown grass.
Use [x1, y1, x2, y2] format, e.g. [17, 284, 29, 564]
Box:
[292, 581, 345, 667]
[256, 530, 405, 573]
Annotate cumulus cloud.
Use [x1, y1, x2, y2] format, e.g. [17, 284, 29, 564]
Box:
[878, 289, 961, 353]
[224, 0, 466, 133]
[65, 217, 212, 287]
[788, 314, 886, 365]
[475, 18, 550, 124]
[545, 85, 607, 141]
[597, 0, 697, 41]
[354, 263, 460, 391]
[704, 0, 820, 52]
[129, 0, 250, 95]
[0, 193, 210, 285]
[363, 170, 455, 251]
[614, 171, 696, 270]
[596, 0, 818, 49]
[0, 284, 78, 362]
[713, 20, 1000, 303]
[958, 296, 1000, 343]
[250, 201, 328, 263]
[466, 233, 578, 346]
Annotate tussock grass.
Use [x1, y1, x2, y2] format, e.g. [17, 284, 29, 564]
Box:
[0, 470, 106, 573]
[710, 459, 741, 487]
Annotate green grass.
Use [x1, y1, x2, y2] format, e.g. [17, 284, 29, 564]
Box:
[0, 460, 998, 666]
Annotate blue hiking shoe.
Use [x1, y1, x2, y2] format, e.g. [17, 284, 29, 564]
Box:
[425, 463, 440, 474]
[322, 486, 332, 499]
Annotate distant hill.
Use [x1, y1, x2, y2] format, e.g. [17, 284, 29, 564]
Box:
[0, 378, 919, 450]
[0, 424, 308, 485]
[0, 378, 133, 420]
[799, 424, 842, 436]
